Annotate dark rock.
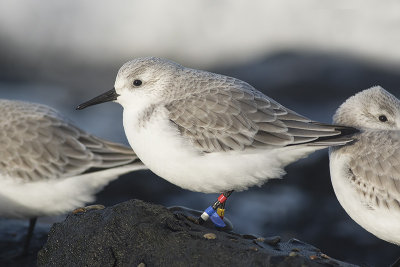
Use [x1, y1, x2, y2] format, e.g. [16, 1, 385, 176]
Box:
[38, 199, 357, 267]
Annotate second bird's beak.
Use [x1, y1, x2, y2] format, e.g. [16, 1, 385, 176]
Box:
[76, 88, 120, 110]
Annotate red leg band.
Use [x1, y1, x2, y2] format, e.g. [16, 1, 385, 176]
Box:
[217, 194, 227, 203]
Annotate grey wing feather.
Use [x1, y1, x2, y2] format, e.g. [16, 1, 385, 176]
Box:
[344, 131, 400, 210]
[0, 100, 141, 182]
[166, 75, 355, 153]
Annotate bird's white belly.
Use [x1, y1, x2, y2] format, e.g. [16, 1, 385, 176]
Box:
[123, 109, 320, 193]
[329, 151, 400, 245]
[0, 176, 95, 219]
[0, 164, 143, 219]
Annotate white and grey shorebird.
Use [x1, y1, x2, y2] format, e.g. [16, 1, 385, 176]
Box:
[77, 57, 357, 226]
[330, 86, 400, 246]
[0, 99, 146, 254]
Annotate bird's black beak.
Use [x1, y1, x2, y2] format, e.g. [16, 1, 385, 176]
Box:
[76, 88, 120, 110]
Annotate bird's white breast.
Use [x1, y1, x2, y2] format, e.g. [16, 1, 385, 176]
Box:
[123, 106, 321, 193]
[329, 149, 400, 245]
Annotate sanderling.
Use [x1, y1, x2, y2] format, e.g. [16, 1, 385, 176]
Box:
[77, 57, 357, 226]
[330, 86, 400, 246]
[0, 99, 146, 254]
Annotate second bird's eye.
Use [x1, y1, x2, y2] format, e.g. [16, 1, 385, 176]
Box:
[133, 79, 142, 86]
[379, 115, 388, 122]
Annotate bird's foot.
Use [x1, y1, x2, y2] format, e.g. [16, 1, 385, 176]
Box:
[199, 205, 226, 227]
[391, 256, 400, 267]
[198, 190, 233, 227]
[72, 204, 105, 214]
[168, 206, 233, 231]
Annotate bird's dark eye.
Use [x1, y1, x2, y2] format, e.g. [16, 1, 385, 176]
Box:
[133, 79, 142, 86]
[379, 115, 388, 122]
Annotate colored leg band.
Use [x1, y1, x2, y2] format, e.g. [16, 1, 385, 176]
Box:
[217, 194, 227, 203]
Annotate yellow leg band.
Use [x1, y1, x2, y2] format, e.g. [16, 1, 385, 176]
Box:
[217, 208, 225, 218]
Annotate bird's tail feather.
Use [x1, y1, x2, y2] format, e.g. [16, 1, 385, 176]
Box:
[299, 123, 358, 147]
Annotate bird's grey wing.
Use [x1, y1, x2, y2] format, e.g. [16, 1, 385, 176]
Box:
[346, 131, 400, 210]
[166, 77, 353, 153]
[0, 101, 140, 182]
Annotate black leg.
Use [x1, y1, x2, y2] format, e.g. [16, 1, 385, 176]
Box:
[391, 256, 400, 267]
[22, 217, 37, 256]
[211, 190, 233, 210]
[199, 190, 234, 225]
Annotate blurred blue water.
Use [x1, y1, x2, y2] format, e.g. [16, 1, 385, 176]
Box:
[1, 53, 400, 266]
[0, 82, 128, 145]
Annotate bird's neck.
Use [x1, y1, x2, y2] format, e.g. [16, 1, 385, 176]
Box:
[122, 102, 167, 133]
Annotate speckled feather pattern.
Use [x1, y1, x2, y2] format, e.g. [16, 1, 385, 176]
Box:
[119, 59, 354, 153]
[330, 86, 400, 245]
[167, 68, 353, 152]
[334, 131, 400, 210]
[0, 99, 139, 182]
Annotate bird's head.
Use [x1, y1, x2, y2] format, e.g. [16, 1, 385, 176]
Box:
[333, 86, 400, 130]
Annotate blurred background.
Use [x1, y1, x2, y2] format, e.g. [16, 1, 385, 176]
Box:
[1, 0, 400, 266]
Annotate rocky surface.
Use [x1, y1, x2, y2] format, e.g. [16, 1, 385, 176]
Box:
[38, 199, 357, 267]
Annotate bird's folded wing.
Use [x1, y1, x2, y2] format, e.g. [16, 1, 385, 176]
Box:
[0, 102, 139, 182]
[166, 78, 347, 153]
[347, 131, 400, 210]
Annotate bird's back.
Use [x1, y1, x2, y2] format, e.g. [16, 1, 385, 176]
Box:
[0, 99, 140, 182]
